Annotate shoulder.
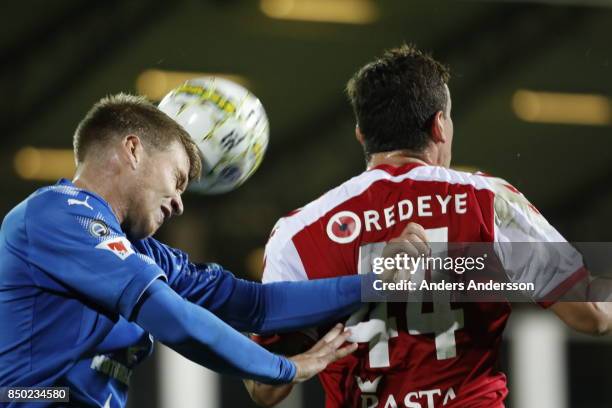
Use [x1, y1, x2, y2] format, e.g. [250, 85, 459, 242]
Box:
[26, 182, 118, 227]
[269, 165, 513, 240]
[267, 168, 394, 244]
[400, 165, 518, 194]
[22, 183, 126, 249]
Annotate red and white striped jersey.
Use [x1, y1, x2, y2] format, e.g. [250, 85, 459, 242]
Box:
[262, 163, 584, 408]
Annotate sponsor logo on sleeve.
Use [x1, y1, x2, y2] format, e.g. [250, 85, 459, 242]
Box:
[326, 210, 361, 244]
[88, 220, 110, 238]
[95, 237, 134, 260]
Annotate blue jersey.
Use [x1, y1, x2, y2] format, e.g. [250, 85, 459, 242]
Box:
[0, 180, 239, 407]
[0, 179, 367, 408]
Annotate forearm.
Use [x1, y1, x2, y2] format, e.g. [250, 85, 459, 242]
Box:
[551, 301, 612, 335]
[588, 277, 612, 334]
[593, 302, 612, 334]
[219, 275, 366, 333]
[550, 276, 612, 336]
[135, 280, 296, 384]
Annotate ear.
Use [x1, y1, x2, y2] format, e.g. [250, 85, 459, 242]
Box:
[429, 111, 447, 144]
[355, 126, 366, 147]
[122, 134, 144, 170]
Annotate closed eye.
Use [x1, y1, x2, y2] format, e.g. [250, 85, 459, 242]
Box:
[176, 172, 188, 193]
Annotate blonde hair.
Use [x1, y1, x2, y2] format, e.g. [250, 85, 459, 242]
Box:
[73, 93, 201, 181]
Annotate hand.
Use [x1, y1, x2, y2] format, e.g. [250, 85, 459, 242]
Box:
[379, 222, 429, 283]
[289, 324, 357, 383]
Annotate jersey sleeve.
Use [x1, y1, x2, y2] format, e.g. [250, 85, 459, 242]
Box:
[489, 177, 587, 305]
[136, 238, 362, 335]
[137, 234, 308, 310]
[134, 238, 240, 311]
[26, 192, 165, 319]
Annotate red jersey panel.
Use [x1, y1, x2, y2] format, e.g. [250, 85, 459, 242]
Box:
[262, 163, 583, 408]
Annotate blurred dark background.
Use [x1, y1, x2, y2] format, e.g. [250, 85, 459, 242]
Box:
[2, 0, 612, 407]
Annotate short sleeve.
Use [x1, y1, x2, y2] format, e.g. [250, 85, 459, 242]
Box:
[490, 178, 587, 305]
[26, 192, 165, 319]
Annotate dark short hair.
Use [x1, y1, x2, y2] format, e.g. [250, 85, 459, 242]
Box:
[73, 93, 202, 181]
[346, 44, 450, 157]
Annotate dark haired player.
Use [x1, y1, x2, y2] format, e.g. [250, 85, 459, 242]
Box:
[245, 45, 612, 407]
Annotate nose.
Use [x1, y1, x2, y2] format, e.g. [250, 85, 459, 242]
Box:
[170, 194, 184, 217]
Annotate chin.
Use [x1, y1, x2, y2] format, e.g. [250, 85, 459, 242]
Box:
[148, 220, 164, 237]
[122, 216, 158, 241]
[142, 225, 159, 239]
[126, 224, 156, 241]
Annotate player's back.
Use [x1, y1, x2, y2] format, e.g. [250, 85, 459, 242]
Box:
[263, 163, 515, 408]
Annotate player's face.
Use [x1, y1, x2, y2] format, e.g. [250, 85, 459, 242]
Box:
[125, 141, 190, 239]
[440, 85, 454, 167]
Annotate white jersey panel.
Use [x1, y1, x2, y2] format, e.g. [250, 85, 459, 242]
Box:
[262, 235, 307, 283]
[488, 176, 584, 299]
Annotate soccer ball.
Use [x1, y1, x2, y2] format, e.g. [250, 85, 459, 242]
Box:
[158, 77, 269, 194]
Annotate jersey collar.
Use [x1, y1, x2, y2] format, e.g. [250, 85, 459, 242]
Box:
[369, 162, 425, 176]
[56, 178, 121, 225]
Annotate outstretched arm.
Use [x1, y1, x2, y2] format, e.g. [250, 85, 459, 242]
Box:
[135, 279, 296, 384]
[140, 223, 428, 335]
[200, 222, 429, 334]
[138, 240, 365, 333]
[134, 279, 357, 384]
[215, 274, 367, 334]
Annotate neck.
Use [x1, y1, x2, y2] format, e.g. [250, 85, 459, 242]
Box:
[72, 161, 128, 223]
[366, 148, 436, 170]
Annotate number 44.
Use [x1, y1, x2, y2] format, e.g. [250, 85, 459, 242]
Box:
[347, 227, 464, 368]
